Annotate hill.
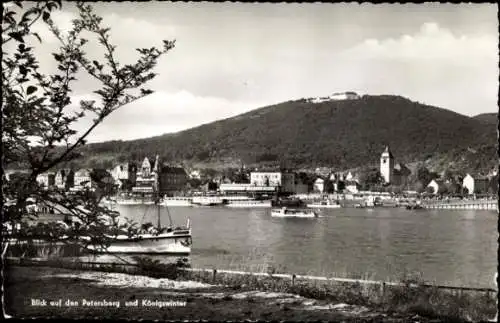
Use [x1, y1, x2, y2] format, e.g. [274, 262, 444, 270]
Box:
[473, 113, 497, 125]
[68, 95, 496, 174]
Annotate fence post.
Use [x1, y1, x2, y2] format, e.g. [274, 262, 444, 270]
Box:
[213, 269, 217, 283]
[380, 282, 386, 298]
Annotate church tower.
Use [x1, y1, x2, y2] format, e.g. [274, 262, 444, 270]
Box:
[380, 146, 394, 184]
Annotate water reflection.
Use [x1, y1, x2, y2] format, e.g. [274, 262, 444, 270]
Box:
[107, 206, 497, 288]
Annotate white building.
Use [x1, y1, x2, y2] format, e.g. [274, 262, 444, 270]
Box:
[427, 179, 441, 194]
[250, 171, 295, 193]
[73, 169, 92, 190]
[36, 172, 55, 189]
[313, 178, 325, 193]
[189, 170, 201, 180]
[345, 182, 360, 194]
[380, 146, 395, 184]
[307, 91, 360, 103]
[462, 174, 489, 194]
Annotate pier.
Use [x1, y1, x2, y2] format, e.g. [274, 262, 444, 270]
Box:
[422, 199, 498, 211]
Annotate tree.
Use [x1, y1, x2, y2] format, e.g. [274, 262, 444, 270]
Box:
[415, 181, 426, 194]
[2, 1, 174, 253]
[425, 186, 435, 195]
[437, 185, 448, 196]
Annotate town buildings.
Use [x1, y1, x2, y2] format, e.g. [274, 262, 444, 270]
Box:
[36, 172, 55, 189]
[132, 156, 159, 196]
[159, 165, 188, 195]
[55, 169, 74, 190]
[250, 170, 296, 193]
[73, 169, 92, 191]
[110, 162, 137, 189]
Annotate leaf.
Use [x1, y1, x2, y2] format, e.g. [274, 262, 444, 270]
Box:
[8, 32, 24, 43]
[32, 32, 42, 43]
[26, 86, 37, 96]
[42, 11, 51, 22]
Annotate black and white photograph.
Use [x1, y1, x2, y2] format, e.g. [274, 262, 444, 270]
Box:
[2, 1, 498, 321]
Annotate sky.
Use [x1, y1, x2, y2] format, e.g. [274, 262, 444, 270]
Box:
[17, 2, 499, 142]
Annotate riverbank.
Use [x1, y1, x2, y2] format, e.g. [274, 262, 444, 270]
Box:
[4, 264, 496, 321]
[2, 265, 412, 321]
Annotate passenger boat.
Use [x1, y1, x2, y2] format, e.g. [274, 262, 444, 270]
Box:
[191, 196, 224, 206]
[226, 199, 272, 208]
[161, 196, 193, 207]
[271, 207, 319, 218]
[306, 200, 341, 209]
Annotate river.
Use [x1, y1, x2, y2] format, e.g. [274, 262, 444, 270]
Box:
[94, 205, 497, 288]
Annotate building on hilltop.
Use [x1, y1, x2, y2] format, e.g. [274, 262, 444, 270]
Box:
[307, 91, 360, 104]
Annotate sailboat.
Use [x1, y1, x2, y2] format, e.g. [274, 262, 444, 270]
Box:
[86, 201, 192, 255]
[87, 156, 192, 255]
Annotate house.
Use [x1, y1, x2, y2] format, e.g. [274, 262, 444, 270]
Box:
[111, 163, 137, 189]
[159, 165, 188, 194]
[55, 169, 74, 189]
[345, 180, 361, 194]
[36, 172, 56, 189]
[426, 179, 444, 195]
[393, 163, 411, 185]
[462, 174, 489, 195]
[250, 170, 295, 194]
[313, 178, 325, 193]
[73, 169, 92, 190]
[189, 170, 201, 180]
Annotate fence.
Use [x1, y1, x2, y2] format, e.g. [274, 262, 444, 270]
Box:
[5, 257, 496, 299]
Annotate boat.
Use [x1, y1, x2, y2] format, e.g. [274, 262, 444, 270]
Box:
[226, 199, 272, 208]
[7, 194, 193, 255]
[191, 195, 224, 206]
[161, 196, 193, 207]
[306, 200, 341, 209]
[87, 196, 192, 254]
[102, 196, 155, 205]
[271, 207, 319, 218]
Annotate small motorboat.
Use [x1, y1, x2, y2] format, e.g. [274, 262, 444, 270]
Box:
[271, 207, 319, 218]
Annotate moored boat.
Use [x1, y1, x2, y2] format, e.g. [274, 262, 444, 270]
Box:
[271, 207, 319, 218]
[306, 200, 341, 209]
[161, 196, 193, 207]
[226, 199, 272, 208]
[192, 196, 224, 206]
[85, 219, 192, 255]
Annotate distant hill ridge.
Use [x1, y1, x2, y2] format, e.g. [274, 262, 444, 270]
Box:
[72, 94, 496, 173]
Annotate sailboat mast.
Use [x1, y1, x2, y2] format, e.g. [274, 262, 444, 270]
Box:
[157, 193, 161, 230]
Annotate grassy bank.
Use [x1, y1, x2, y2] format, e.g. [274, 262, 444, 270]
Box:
[4, 255, 496, 322]
[3, 265, 416, 321]
[178, 268, 496, 322]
